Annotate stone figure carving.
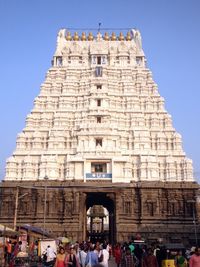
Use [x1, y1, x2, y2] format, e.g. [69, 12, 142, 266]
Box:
[124, 201, 131, 214]
[65, 201, 72, 215]
[72, 192, 79, 213]
[70, 42, 81, 53]
[147, 202, 154, 216]
[56, 29, 66, 55]
[57, 29, 66, 42]
[131, 29, 142, 50]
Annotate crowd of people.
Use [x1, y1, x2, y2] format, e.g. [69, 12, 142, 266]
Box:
[2, 238, 200, 267]
[43, 241, 200, 267]
[112, 242, 200, 267]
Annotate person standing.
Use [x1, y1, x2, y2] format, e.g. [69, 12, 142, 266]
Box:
[45, 244, 57, 267]
[121, 247, 137, 267]
[142, 248, 158, 267]
[65, 247, 80, 267]
[85, 245, 99, 267]
[55, 247, 66, 267]
[78, 244, 87, 267]
[6, 240, 12, 264]
[101, 243, 110, 267]
[189, 247, 200, 267]
[175, 250, 187, 267]
[94, 242, 102, 261]
[113, 243, 122, 267]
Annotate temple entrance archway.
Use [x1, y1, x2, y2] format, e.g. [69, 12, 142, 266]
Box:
[85, 192, 115, 244]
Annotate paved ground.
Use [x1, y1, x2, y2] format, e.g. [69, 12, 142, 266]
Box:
[2, 256, 117, 267]
[108, 256, 116, 267]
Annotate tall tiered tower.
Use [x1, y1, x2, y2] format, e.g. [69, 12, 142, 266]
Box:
[1, 29, 198, 244]
[5, 29, 194, 183]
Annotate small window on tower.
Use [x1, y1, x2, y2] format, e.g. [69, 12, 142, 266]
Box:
[97, 99, 101, 106]
[97, 56, 101, 65]
[97, 84, 102, 89]
[97, 116, 102, 123]
[102, 56, 106, 64]
[57, 57, 62, 66]
[91, 56, 96, 64]
[95, 67, 102, 77]
[136, 56, 142, 65]
[91, 163, 107, 173]
[96, 138, 102, 146]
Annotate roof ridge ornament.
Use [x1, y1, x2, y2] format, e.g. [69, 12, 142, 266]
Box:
[98, 22, 102, 33]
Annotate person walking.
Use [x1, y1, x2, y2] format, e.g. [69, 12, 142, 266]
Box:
[44, 244, 57, 267]
[189, 247, 200, 267]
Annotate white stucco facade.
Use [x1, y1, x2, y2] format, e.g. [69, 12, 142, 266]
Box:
[4, 29, 194, 182]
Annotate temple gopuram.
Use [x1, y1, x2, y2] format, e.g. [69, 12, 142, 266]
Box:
[0, 29, 199, 245]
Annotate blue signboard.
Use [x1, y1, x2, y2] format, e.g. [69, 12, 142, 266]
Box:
[86, 173, 112, 179]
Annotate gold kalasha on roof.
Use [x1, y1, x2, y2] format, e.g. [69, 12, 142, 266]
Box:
[65, 31, 133, 41]
[118, 32, 125, 41]
[73, 32, 79, 41]
[104, 32, 110, 41]
[81, 32, 87, 41]
[66, 32, 72, 41]
[126, 31, 132, 41]
[111, 32, 117, 41]
[88, 32, 94, 41]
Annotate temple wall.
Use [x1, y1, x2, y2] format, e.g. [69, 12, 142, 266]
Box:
[0, 180, 199, 246]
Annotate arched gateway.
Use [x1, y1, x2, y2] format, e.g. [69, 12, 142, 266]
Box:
[86, 192, 115, 244]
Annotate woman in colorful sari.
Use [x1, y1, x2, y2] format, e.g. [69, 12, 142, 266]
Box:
[55, 247, 66, 267]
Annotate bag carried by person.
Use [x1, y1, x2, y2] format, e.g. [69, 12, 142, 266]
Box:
[42, 252, 47, 263]
[98, 253, 103, 263]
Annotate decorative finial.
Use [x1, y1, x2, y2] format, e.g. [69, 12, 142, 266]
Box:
[66, 32, 72, 41]
[97, 32, 102, 41]
[81, 32, 87, 41]
[88, 32, 94, 41]
[118, 32, 124, 41]
[126, 31, 131, 41]
[98, 22, 102, 33]
[104, 32, 110, 41]
[111, 32, 117, 41]
[73, 32, 79, 41]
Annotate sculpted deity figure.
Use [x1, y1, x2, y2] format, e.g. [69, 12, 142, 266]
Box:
[57, 29, 66, 42]
[131, 29, 142, 50]
[56, 29, 66, 54]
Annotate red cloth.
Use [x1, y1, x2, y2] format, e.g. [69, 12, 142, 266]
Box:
[7, 243, 12, 254]
[142, 254, 159, 267]
[56, 258, 66, 267]
[114, 247, 122, 264]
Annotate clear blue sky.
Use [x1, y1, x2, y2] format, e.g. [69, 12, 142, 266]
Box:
[0, 0, 199, 182]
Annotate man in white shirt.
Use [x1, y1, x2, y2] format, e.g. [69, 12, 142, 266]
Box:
[46, 245, 57, 266]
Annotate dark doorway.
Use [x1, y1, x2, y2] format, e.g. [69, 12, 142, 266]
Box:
[86, 192, 115, 244]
